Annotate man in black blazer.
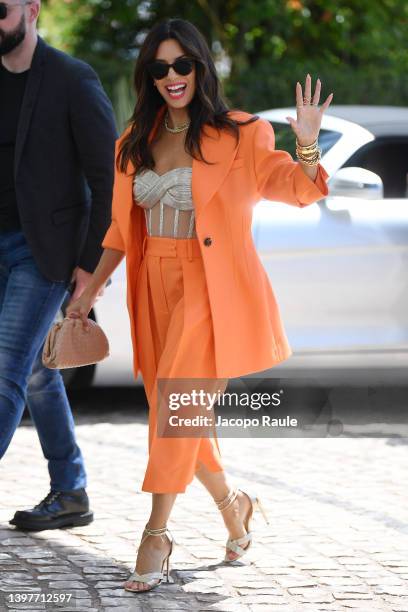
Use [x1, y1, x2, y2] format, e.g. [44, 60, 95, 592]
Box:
[0, 0, 118, 529]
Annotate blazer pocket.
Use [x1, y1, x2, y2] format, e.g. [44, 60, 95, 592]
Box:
[52, 204, 87, 226]
[230, 157, 245, 170]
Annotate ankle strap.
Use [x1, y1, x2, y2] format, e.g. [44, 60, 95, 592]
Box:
[215, 487, 238, 512]
[143, 525, 167, 537]
[141, 524, 174, 547]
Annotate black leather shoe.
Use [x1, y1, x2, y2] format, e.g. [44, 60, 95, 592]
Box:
[9, 489, 94, 531]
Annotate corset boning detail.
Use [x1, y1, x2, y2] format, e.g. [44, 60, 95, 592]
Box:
[133, 167, 196, 238]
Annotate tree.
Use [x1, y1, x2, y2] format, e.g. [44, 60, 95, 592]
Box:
[40, 0, 408, 130]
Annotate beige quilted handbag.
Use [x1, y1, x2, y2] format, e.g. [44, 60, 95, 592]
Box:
[42, 317, 110, 369]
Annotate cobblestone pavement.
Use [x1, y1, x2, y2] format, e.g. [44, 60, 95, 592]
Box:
[1, 406, 408, 612]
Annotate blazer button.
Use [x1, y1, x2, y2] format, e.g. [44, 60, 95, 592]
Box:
[203, 236, 212, 246]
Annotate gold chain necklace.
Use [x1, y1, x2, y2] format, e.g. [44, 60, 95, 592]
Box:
[164, 111, 190, 134]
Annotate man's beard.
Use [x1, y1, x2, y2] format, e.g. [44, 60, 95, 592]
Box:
[0, 13, 26, 56]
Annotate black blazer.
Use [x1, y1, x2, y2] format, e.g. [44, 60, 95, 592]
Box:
[15, 36, 118, 281]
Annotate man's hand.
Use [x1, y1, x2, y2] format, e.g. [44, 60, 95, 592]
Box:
[69, 267, 105, 304]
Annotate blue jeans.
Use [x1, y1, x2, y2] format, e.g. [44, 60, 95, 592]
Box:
[0, 229, 86, 491]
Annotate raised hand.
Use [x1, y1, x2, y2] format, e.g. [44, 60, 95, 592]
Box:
[285, 74, 333, 146]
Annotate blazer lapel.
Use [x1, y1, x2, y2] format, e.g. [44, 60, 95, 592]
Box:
[14, 36, 47, 177]
[147, 105, 241, 220]
[192, 122, 240, 221]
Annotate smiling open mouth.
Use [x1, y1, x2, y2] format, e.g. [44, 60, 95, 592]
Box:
[166, 84, 187, 99]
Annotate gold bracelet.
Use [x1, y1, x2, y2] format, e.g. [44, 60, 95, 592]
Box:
[296, 137, 318, 151]
[296, 146, 321, 160]
[296, 144, 321, 155]
[298, 159, 321, 166]
[296, 148, 320, 158]
[296, 150, 320, 161]
[296, 137, 317, 148]
[296, 150, 321, 166]
[296, 147, 319, 158]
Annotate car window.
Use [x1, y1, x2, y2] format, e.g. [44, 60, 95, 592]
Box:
[270, 122, 342, 158]
[342, 137, 408, 198]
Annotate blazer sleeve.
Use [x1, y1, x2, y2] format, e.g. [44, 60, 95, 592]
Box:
[101, 139, 126, 253]
[68, 62, 118, 270]
[252, 118, 329, 207]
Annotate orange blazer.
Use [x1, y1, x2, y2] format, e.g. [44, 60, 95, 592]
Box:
[102, 104, 329, 379]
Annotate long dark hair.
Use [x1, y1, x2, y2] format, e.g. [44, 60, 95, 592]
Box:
[118, 18, 258, 174]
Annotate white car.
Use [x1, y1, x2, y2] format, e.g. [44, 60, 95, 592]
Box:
[64, 105, 408, 388]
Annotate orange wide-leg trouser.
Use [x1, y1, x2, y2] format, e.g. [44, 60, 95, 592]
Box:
[135, 235, 227, 494]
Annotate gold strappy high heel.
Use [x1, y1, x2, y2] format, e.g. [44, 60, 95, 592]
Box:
[124, 524, 174, 593]
[215, 487, 269, 562]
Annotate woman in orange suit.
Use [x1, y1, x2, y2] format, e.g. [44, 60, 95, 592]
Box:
[67, 18, 333, 593]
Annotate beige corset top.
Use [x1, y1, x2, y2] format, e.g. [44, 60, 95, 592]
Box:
[133, 167, 197, 238]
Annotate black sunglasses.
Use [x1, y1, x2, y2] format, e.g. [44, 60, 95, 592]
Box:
[0, 1, 32, 20]
[147, 57, 195, 81]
